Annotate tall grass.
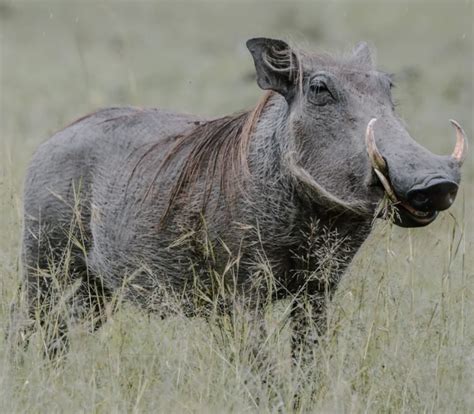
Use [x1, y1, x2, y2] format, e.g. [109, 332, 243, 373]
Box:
[0, 201, 471, 412]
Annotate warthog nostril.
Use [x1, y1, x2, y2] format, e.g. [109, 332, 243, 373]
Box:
[407, 179, 459, 212]
[411, 192, 429, 205]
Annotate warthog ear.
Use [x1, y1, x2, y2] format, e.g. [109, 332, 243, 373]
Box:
[352, 41, 374, 67]
[246, 37, 300, 101]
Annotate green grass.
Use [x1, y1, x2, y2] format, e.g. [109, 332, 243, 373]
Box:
[1, 1, 473, 412]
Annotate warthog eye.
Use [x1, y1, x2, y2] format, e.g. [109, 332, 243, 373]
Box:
[310, 80, 329, 94]
[308, 78, 336, 106]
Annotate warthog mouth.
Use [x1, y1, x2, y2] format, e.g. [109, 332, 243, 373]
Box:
[374, 172, 439, 227]
[366, 118, 467, 227]
[392, 199, 439, 227]
[372, 165, 439, 227]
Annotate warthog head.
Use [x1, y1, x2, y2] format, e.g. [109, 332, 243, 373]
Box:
[247, 38, 468, 227]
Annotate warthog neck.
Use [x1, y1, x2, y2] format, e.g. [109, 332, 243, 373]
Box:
[239, 94, 374, 291]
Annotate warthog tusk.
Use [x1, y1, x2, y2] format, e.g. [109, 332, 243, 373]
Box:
[365, 118, 387, 173]
[373, 168, 398, 202]
[366, 119, 398, 203]
[450, 119, 468, 166]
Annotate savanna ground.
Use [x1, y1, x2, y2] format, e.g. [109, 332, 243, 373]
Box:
[0, 1, 472, 412]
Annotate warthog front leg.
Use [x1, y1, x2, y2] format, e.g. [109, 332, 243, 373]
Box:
[290, 293, 329, 363]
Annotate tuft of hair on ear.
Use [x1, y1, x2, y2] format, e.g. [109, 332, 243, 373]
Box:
[351, 41, 376, 68]
[246, 37, 302, 101]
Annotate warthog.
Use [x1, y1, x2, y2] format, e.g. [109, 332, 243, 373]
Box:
[16, 38, 467, 355]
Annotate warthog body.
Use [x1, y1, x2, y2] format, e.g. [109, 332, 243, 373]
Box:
[17, 38, 467, 354]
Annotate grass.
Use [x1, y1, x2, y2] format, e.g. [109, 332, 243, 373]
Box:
[0, 1, 473, 412]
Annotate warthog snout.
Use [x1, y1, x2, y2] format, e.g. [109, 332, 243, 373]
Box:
[366, 118, 468, 227]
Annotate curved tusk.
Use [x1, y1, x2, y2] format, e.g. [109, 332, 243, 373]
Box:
[373, 168, 398, 202]
[450, 119, 468, 166]
[366, 118, 387, 172]
[366, 119, 398, 202]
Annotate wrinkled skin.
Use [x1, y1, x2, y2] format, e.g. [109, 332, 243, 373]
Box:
[11, 38, 466, 356]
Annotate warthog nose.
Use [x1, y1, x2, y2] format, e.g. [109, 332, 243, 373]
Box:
[406, 178, 459, 211]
